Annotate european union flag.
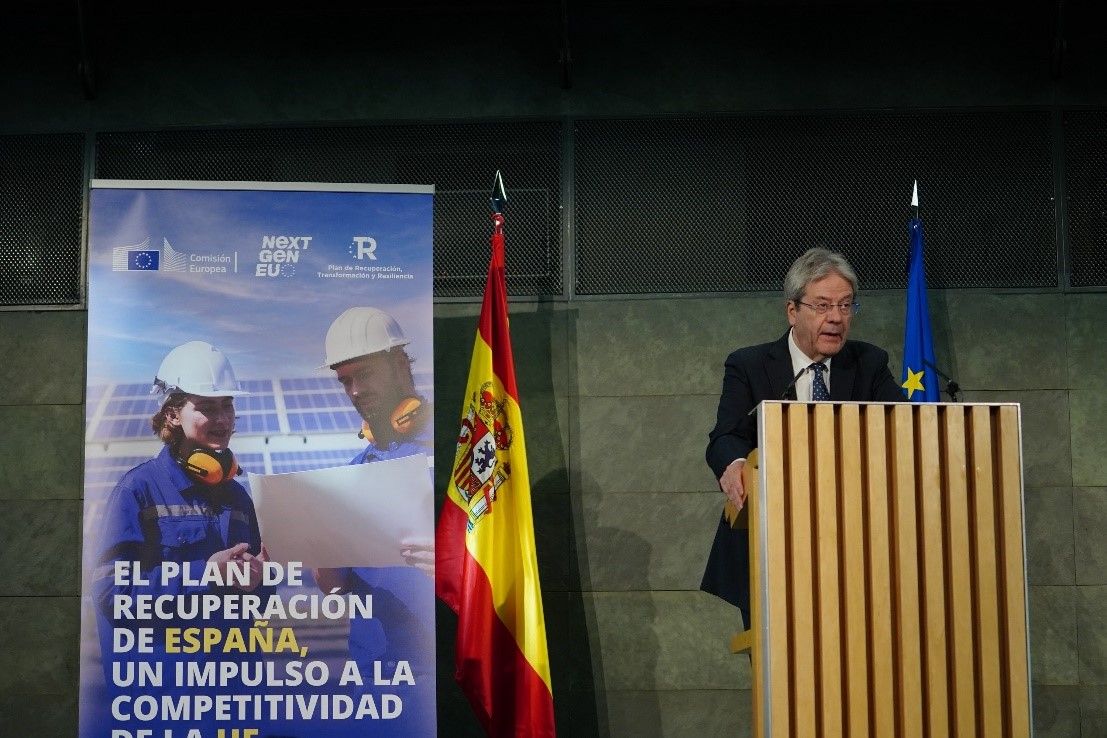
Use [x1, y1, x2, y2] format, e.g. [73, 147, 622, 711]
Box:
[901, 215, 940, 401]
[128, 250, 160, 270]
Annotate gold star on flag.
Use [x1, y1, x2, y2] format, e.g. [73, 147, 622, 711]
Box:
[901, 367, 926, 399]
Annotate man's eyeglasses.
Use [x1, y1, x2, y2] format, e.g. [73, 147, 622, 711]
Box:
[795, 300, 861, 316]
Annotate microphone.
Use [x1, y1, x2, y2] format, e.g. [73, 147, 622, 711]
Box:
[923, 359, 962, 402]
[780, 367, 806, 401]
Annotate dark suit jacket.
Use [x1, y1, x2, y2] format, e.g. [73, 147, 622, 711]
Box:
[701, 331, 904, 623]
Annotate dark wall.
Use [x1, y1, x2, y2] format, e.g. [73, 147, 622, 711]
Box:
[1, 3, 1106, 736]
[5, 3, 1107, 134]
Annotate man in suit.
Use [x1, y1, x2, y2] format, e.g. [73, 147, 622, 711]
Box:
[702, 247, 904, 626]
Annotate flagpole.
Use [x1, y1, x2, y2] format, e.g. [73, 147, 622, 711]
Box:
[491, 169, 507, 216]
[490, 170, 507, 268]
[901, 179, 940, 402]
[436, 168, 557, 738]
[906, 179, 962, 403]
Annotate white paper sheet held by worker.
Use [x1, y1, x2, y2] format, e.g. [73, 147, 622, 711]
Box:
[248, 453, 432, 567]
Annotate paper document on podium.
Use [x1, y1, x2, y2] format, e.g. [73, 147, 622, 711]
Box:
[248, 453, 433, 568]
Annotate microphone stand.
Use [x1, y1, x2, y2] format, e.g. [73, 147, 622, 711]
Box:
[746, 367, 806, 416]
[923, 359, 962, 402]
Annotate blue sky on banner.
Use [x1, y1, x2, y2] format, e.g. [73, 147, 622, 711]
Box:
[87, 186, 433, 386]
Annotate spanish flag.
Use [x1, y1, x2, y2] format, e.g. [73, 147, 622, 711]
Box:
[435, 211, 556, 737]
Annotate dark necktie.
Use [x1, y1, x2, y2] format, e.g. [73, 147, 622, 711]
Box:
[811, 362, 830, 401]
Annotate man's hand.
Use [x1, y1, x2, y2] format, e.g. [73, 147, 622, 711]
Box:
[207, 542, 255, 590]
[207, 542, 269, 592]
[313, 567, 352, 594]
[400, 536, 435, 577]
[234, 543, 268, 592]
[208, 542, 250, 569]
[719, 458, 747, 510]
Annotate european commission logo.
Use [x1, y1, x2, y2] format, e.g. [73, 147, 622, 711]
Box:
[111, 237, 188, 272]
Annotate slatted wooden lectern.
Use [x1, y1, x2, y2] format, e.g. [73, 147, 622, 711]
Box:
[730, 401, 1030, 738]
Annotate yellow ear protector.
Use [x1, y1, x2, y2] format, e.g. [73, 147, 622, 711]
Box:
[180, 447, 240, 486]
[358, 395, 425, 445]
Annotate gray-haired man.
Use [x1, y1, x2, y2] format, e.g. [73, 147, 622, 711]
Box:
[702, 247, 904, 625]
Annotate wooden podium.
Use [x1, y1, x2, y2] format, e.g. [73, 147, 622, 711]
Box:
[732, 401, 1030, 738]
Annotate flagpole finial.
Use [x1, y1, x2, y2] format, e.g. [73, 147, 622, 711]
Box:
[490, 170, 507, 215]
[911, 180, 919, 209]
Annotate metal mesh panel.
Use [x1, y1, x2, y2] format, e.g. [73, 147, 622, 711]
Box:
[1063, 110, 1107, 288]
[575, 111, 1056, 295]
[574, 118, 748, 295]
[95, 122, 563, 298]
[0, 133, 84, 306]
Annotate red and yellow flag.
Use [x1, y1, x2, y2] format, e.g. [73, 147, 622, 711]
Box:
[435, 211, 556, 737]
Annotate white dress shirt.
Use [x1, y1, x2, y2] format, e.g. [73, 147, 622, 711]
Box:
[787, 329, 832, 401]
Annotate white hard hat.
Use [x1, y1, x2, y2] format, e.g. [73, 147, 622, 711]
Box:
[152, 341, 249, 403]
[322, 307, 409, 368]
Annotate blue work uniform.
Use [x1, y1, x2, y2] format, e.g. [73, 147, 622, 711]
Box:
[84, 446, 270, 738]
[342, 432, 437, 737]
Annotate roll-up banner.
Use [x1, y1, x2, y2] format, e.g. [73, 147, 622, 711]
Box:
[80, 181, 436, 738]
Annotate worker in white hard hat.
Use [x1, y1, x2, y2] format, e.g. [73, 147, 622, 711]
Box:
[321, 306, 429, 455]
[150, 340, 250, 475]
[90, 341, 271, 734]
[314, 308, 435, 734]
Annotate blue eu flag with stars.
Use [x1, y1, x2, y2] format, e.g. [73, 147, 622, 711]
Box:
[128, 250, 159, 270]
[901, 216, 940, 401]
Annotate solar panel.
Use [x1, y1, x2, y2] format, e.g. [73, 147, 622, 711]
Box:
[235, 414, 281, 434]
[83, 370, 424, 504]
[87, 384, 156, 441]
[115, 382, 154, 396]
[288, 413, 320, 432]
[90, 417, 149, 441]
[280, 377, 337, 392]
[287, 410, 361, 433]
[283, 391, 347, 410]
[86, 378, 372, 441]
[231, 395, 275, 412]
[269, 449, 363, 474]
[104, 398, 161, 416]
[236, 453, 266, 475]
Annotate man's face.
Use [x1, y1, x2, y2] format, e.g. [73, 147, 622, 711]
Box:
[334, 352, 404, 423]
[170, 395, 236, 452]
[786, 271, 855, 361]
